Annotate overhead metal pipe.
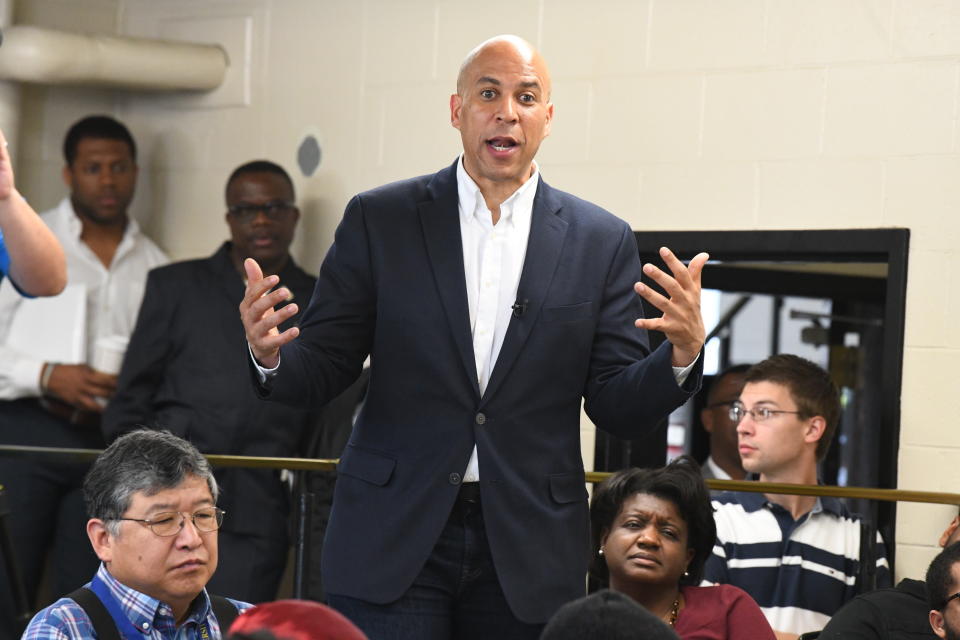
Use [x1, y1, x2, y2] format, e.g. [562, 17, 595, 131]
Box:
[0, 25, 227, 91]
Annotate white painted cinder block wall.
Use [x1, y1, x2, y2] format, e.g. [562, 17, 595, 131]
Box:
[11, 0, 960, 582]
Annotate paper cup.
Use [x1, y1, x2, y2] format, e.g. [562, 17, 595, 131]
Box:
[92, 335, 128, 376]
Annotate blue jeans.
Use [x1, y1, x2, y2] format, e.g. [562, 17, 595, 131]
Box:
[327, 487, 545, 640]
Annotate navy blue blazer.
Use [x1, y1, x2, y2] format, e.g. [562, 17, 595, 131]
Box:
[262, 160, 701, 623]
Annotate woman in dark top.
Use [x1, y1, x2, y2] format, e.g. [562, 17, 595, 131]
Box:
[590, 456, 775, 640]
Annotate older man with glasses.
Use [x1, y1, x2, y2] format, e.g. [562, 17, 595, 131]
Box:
[701, 354, 891, 640]
[22, 429, 252, 639]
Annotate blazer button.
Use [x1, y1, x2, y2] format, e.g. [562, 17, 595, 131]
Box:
[475, 412, 486, 425]
[449, 472, 462, 485]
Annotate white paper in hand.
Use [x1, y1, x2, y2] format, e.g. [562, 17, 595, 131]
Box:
[5, 282, 86, 364]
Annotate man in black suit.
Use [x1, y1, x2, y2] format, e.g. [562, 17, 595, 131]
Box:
[240, 36, 708, 639]
[104, 160, 316, 603]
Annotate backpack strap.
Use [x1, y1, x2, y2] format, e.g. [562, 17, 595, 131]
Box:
[210, 594, 239, 632]
[67, 587, 121, 640]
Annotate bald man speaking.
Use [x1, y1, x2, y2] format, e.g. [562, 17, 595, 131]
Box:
[241, 35, 707, 639]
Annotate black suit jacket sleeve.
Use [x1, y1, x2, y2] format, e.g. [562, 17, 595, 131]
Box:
[102, 268, 174, 441]
[261, 194, 374, 408]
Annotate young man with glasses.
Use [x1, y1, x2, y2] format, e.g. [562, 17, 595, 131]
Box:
[702, 354, 890, 639]
[927, 539, 960, 640]
[22, 429, 252, 638]
[102, 160, 316, 604]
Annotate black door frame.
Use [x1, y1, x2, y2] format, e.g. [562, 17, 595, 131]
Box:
[594, 228, 909, 548]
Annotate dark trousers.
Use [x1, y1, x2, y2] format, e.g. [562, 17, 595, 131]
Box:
[327, 485, 544, 640]
[0, 400, 102, 639]
[206, 527, 289, 604]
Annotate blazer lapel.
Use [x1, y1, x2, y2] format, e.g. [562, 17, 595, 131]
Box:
[419, 163, 481, 398]
[212, 242, 246, 305]
[482, 180, 568, 404]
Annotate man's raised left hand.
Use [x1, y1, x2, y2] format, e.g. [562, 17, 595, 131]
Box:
[633, 246, 708, 367]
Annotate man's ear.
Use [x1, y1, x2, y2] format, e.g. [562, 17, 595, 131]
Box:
[450, 94, 463, 130]
[543, 102, 554, 138]
[87, 519, 115, 563]
[701, 408, 715, 434]
[803, 415, 827, 446]
[61, 165, 73, 189]
[930, 608, 948, 638]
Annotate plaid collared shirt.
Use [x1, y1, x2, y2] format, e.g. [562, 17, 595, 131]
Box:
[22, 564, 252, 639]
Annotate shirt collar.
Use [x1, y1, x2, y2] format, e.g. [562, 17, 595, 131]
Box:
[704, 456, 732, 481]
[58, 197, 141, 243]
[97, 563, 212, 630]
[455, 154, 540, 228]
[734, 490, 768, 513]
[734, 489, 843, 517]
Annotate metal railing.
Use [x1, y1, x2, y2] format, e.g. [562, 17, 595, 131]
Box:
[2, 444, 957, 503]
[0, 444, 957, 627]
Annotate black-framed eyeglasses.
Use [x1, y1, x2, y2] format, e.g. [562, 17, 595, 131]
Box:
[728, 404, 802, 424]
[940, 592, 960, 611]
[114, 507, 225, 537]
[228, 201, 295, 223]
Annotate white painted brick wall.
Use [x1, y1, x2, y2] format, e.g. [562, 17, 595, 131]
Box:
[13, 0, 960, 582]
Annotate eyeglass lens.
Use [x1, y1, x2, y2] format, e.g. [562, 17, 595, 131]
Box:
[149, 508, 223, 536]
[728, 406, 777, 423]
[229, 202, 292, 222]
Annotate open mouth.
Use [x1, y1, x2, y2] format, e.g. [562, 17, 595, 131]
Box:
[487, 137, 518, 152]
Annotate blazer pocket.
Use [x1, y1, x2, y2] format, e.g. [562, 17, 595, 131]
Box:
[338, 444, 397, 487]
[549, 472, 588, 504]
[542, 301, 592, 323]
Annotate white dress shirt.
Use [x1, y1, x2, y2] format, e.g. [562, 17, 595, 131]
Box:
[457, 156, 539, 482]
[455, 158, 697, 480]
[0, 198, 168, 398]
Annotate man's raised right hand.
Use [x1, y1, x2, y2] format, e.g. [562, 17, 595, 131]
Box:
[239, 257, 300, 369]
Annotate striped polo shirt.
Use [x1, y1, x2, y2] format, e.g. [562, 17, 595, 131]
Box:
[702, 490, 891, 636]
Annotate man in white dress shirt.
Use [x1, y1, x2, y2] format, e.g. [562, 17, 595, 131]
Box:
[0, 115, 167, 638]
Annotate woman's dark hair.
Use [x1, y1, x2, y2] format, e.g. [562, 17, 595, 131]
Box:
[589, 455, 715, 586]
